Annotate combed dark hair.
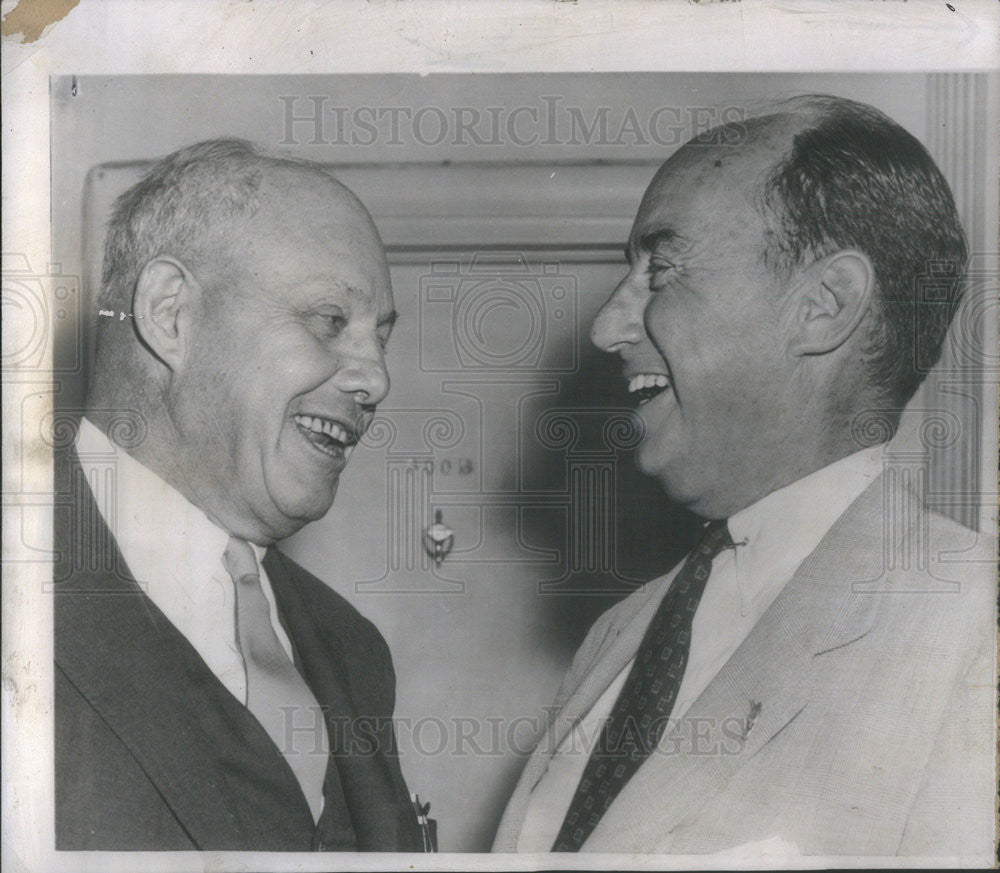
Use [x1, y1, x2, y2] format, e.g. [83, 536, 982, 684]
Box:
[758, 95, 968, 407]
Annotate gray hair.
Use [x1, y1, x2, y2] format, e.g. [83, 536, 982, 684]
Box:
[90, 138, 338, 403]
[98, 138, 279, 314]
[98, 139, 333, 311]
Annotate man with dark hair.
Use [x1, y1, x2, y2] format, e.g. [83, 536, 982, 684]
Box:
[494, 95, 994, 856]
[55, 139, 424, 851]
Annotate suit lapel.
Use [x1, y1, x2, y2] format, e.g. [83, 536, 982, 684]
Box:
[261, 548, 358, 849]
[583, 579, 816, 851]
[547, 581, 668, 760]
[493, 576, 672, 848]
[55, 450, 314, 850]
[264, 549, 423, 852]
[582, 474, 895, 851]
[499, 474, 898, 853]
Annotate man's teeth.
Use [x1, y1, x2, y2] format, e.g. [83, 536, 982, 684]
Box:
[293, 414, 354, 446]
[627, 374, 671, 394]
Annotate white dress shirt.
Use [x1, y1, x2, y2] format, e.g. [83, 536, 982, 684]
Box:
[517, 445, 886, 852]
[75, 416, 296, 706]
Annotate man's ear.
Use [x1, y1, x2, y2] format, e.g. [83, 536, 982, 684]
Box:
[132, 257, 202, 371]
[787, 250, 875, 357]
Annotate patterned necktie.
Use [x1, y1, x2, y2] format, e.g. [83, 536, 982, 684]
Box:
[224, 536, 329, 823]
[551, 519, 733, 852]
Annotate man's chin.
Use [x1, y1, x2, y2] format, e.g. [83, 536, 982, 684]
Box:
[634, 445, 691, 501]
[634, 440, 675, 480]
[266, 480, 340, 539]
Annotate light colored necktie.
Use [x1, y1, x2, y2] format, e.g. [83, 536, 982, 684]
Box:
[223, 536, 328, 823]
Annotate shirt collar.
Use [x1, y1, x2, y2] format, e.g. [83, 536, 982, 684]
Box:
[74, 417, 265, 573]
[725, 444, 886, 614]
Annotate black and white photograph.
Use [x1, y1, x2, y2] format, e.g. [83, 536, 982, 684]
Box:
[3, 2, 998, 871]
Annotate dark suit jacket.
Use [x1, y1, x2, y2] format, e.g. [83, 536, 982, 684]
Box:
[54, 449, 423, 851]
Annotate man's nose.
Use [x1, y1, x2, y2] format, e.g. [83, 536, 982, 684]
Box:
[590, 276, 645, 353]
[334, 339, 390, 406]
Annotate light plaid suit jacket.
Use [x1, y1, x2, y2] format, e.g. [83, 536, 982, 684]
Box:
[493, 473, 996, 858]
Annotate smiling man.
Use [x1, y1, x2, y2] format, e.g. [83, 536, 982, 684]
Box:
[494, 96, 995, 857]
[55, 140, 423, 851]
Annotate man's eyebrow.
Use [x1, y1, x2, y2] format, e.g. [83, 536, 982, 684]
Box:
[295, 274, 376, 299]
[298, 278, 394, 314]
[625, 229, 681, 264]
[638, 229, 681, 254]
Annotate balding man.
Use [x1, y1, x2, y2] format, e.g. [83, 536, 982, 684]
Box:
[494, 96, 995, 857]
[55, 140, 424, 851]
